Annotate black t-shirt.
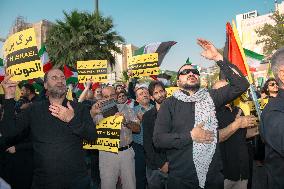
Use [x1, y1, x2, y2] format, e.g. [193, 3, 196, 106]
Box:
[217, 106, 249, 180]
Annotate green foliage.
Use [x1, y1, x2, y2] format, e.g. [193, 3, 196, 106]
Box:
[255, 11, 284, 56]
[46, 10, 124, 68]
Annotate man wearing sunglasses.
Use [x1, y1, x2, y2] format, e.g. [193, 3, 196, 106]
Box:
[153, 39, 249, 189]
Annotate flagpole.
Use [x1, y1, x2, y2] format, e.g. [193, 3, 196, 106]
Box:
[232, 20, 261, 120]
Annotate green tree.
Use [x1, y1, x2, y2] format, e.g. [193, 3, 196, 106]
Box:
[46, 10, 124, 68]
[255, 11, 284, 56]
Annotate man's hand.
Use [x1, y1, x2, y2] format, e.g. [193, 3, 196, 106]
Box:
[90, 101, 103, 117]
[159, 162, 169, 174]
[127, 70, 133, 78]
[235, 114, 258, 129]
[84, 80, 93, 89]
[20, 102, 31, 110]
[49, 101, 74, 122]
[190, 122, 214, 143]
[137, 112, 144, 121]
[197, 38, 223, 62]
[1, 74, 18, 99]
[6, 146, 16, 154]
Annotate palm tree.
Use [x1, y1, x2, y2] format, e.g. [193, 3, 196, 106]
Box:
[46, 10, 124, 68]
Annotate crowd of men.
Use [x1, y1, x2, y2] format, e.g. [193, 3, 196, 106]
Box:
[0, 39, 283, 189]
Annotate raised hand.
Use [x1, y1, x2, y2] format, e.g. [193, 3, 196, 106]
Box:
[197, 38, 223, 62]
[1, 74, 18, 99]
[84, 79, 93, 88]
[49, 101, 74, 122]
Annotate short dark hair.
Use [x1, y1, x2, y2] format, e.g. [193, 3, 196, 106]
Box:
[115, 84, 124, 90]
[148, 81, 165, 96]
[22, 83, 35, 94]
[117, 90, 127, 98]
[177, 64, 195, 79]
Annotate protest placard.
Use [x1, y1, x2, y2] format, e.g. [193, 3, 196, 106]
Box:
[3, 28, 44, 81]
[77, 60, 108, 83]
[83, 115, 123, 153]
[128, 53, 159, 78]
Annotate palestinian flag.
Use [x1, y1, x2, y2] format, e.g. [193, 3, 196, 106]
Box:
[224, 21, 253, 83]
[0, 58, 5, 81]
[134, 41, 177, 66]
[64, 65, 78, 85]
[38, 45, 53, 73]
[244, 48, 264, 73]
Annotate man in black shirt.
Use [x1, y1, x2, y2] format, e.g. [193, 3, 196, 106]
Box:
[213, 80, 257, 189]
[143, 81, 168, 189]
[260, 47, 284, 189]
[0, 69, 97, 189]
[153, 39, 250, 189]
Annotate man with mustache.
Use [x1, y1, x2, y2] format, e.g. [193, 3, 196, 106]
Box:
[133, 85, 154, 189]
[0, 68, 97, 189]
[143, 81, 168, 189]
[153, 39, 250, 189]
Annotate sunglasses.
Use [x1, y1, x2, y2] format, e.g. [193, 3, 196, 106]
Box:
[178, 69, 200, 76]
[268, 82, 278, 87]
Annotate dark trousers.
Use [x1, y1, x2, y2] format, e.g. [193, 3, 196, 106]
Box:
[133, 142, 146, 189]
[167, 172, 223, 189]
[146, 167, 167, 189]
[31, 175, 91, 189]
[3, 150, 33, 189]
[85, 150, 100, 189]
[70, 175, 91, 189]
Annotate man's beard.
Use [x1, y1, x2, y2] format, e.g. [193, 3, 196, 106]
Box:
[47, 85, 67, 98]
[180, 83, 200, 92]
[155, 96, 166, 104]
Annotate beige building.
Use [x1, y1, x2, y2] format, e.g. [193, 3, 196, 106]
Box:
[236, 0, 284, 55]
[8, 17, 53, 50]
[109, 44, 138, 83]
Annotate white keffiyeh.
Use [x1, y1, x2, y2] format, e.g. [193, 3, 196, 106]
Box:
[173, 88, 218, 188]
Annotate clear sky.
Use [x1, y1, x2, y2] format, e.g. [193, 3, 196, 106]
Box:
[0, 0, 276, 71]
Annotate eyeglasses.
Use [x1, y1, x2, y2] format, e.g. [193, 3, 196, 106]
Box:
[268, 82, 278, 87]
[178, 69, 200, 76]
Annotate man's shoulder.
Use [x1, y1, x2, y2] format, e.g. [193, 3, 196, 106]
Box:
[263, 97, 284, 113]
[162, 96, 177, 106]
[143, 107, 156, 117]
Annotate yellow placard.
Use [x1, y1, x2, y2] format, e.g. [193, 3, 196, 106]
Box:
[3, 28, 44, 81]
[6, 61, 43, 81]
[3, 28, 37, 55]
[77, 60, 108, 83]
[128, 53, 160, 78]
[83, 116, 123, 153]
[96, 116, 123, 130]
[165, 87, 179, 97]
[235, 98, 269, 116]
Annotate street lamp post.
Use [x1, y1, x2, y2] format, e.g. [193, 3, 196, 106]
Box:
[95, 0, 99, 14]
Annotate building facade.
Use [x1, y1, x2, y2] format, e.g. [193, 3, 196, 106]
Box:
[109, 44, 138, 83]
[236, 0, 284, 55]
